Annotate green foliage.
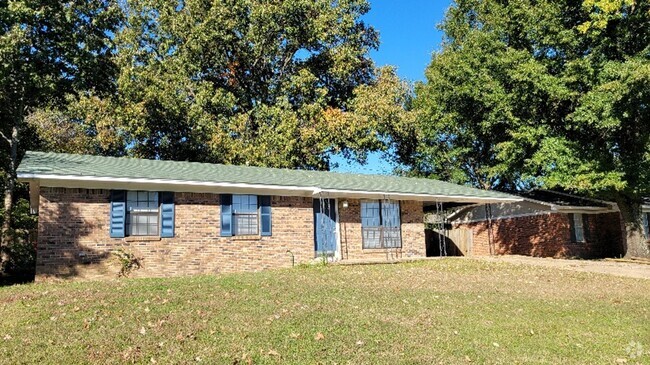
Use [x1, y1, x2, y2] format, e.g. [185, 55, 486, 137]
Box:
[25, 103, 126, 156]
[108, 0, 385, 169]
[410, 0, 650, 197]
[0, 0, 122, 131]
[112, 249, 143, 278]
[1, 198, 37, 275]
[410, 0, 649, 255]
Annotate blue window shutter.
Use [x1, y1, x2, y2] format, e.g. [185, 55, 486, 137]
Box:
[221, 194, 232, 237]
[160, 192, 175, 238]
[568, 213, 577, 242]
[260, 195, 272, 236]
[109, 190, 126, 238]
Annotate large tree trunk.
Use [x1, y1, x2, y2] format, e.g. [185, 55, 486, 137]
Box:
[616, 195, 650, 258]
[1, 123, 18, 273]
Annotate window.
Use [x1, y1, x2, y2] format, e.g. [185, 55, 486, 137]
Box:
[126, 191, 160, 236]
[220, 194, 271, 237]
[232, 194, 259, 235]
[571, 213, 585, 242]
[643, 213, 650, 240]
[361, 200, 401, 249]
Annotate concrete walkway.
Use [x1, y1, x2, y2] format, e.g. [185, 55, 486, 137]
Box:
[474, 255, 650, 280]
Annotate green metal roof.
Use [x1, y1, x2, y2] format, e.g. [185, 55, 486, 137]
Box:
[17, 151, 519, 201]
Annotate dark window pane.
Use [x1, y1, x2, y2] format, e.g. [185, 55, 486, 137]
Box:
[383, 228, 401, 248]
[233, 194, 257, 213]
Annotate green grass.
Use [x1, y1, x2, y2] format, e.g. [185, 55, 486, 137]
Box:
[0, 259, 648, 364]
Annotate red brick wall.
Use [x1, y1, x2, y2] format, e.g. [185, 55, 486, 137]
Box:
[36, 188, 427, 280]
[37, 188, 315, 280]
[339, 199, 425, 261]
[454, 212, 622, 258]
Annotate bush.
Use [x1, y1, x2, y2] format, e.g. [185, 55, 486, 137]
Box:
[1, 198, 37, 281]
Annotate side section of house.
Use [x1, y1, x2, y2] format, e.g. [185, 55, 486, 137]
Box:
[446, 194, 624, 259]
[37, 188, 314, 280]
[36, 188, 426, 280]
[454, 212, 622, 258]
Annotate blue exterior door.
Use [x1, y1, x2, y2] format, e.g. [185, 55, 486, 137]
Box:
[314, 199, 337, 254]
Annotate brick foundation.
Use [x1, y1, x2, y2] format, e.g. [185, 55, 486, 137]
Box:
[36, 188, 426, 280]
[454, 212, 623, 258]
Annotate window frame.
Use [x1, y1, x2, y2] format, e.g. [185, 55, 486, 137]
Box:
[232, 194, 260, 236]
[126, 191, 161, 237]
[571, 213, 585, 243]
[361, 200, 402, 249]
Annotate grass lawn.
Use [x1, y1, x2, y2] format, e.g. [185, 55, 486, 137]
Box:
[0, 259, 648, 364]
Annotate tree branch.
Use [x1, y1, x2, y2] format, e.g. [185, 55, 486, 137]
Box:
[0, 131, 10, 144]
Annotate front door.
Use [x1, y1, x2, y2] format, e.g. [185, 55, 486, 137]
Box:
[313, 198, 337, 255]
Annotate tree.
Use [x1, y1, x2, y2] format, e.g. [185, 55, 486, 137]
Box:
[0, 0, 122, 271]
[111, 0, 384, 170]
[410, 0, 650, 257]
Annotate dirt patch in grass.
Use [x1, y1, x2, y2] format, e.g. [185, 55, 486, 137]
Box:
[476, 255, 650, 280]
[0, 259, 648, 364]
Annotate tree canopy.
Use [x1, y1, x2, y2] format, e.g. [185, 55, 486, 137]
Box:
[0, 0, 122, 271]
[104, 0, 393, 170]
[409, 0, 650, 256]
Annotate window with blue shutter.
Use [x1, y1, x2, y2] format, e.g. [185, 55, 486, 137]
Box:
[160, 192, 175, 238]
[111, 190, 174, 238]
[221, 194, 271, 237]
[109, 190, 126, 238]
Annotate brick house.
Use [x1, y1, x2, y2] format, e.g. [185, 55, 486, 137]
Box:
[441, 190, 624, 258]
[18, 151, 519, 280]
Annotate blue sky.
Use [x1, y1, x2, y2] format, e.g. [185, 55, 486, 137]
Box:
[330, 0, 452, 174]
